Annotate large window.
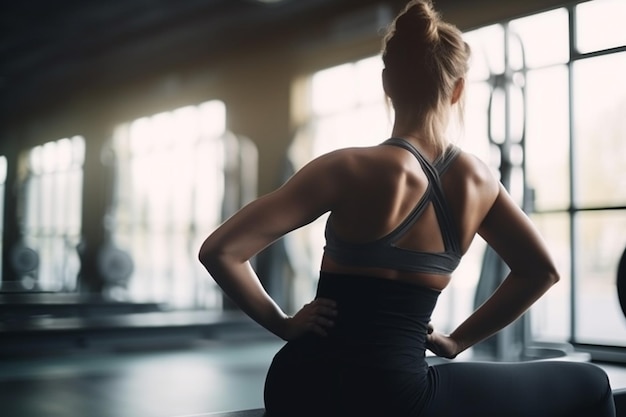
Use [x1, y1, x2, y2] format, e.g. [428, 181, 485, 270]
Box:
[110, 100, 247, 309]
[523, 0, 626, 347]
[290, 0, 626, 352]
[20, 136, 85, 291]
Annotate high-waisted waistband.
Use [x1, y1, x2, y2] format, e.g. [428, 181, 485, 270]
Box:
[304, 272, 441, 371]
[316, 271, 440, 313]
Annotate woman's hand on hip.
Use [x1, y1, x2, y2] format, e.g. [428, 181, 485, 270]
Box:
[282, 298, 338, 341]
[426, 322, 460, 359]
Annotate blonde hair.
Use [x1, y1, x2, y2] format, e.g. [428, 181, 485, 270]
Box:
[382, 0, 470, 155]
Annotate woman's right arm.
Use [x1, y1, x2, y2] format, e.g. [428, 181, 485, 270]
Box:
[198, 151, 345, 340]
[429, 183, 559, 358]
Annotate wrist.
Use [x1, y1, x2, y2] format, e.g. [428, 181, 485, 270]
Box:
[448, 332, 468, 356]
[272, 315, 292, 341]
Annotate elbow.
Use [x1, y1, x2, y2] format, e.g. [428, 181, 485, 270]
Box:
[540, 264, 560, 287]
[544, 258, 560, 285]
[545, 270, 560, 287]
[198, 235, 243, 278]
[198, 237, 221, 272]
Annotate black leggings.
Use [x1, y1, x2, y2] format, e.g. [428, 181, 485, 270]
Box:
[422, 360, 615, 417]
[265, 357, 614, 417]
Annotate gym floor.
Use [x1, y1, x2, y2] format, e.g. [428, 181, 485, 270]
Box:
[2, 336, 626, 417]
[0, 336, 280, 417]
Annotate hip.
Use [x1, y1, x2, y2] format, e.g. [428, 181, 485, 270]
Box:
[264, 338, 432, 417]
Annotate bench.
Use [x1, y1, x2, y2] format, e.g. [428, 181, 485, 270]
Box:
[195, 410, 265, 417]
[201, 389, 626, 417]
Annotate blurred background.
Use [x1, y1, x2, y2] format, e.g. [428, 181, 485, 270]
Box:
[0, 0, 625, 416]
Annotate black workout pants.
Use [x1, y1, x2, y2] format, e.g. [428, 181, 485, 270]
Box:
[421, 360, 615, 417]
[265, 359, 615, 417]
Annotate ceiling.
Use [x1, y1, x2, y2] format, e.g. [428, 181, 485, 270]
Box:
[1, 0, 571, 127]
[0, 0, 386, 125]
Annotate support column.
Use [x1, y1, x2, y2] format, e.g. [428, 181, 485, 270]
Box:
[1, 139, 21, 285]
[76, 125, 113, 295]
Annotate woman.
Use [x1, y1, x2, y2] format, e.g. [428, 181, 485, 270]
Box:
[199, 1, 615, 416]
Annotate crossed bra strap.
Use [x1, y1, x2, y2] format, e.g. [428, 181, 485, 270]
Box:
[323, 138, 462, 275]
[381, 137, 462, 256]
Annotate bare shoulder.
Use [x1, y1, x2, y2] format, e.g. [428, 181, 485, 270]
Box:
[289, 147, 357, 186]
[442, 149, 501, 251]
[305, 147, 365, 173]
[281, 146, 382, 203]
[307, 145, 401, 181]
[452, 150, 497, 188]
[444, 149, 499, 201]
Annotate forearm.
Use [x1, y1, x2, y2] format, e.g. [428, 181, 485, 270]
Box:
[450, 272, 557, 354]
[201, 255, 290, 340]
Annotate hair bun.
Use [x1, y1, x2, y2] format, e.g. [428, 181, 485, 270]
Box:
[393, 0, 441, 46]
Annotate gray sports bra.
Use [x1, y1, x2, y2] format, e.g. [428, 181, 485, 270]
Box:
[323, 137, 462, 275]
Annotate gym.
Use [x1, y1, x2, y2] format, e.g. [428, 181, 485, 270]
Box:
[1, 0, 625, 416]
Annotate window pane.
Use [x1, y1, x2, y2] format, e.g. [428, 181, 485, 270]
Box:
[526, 65, 570, 211]
[576, 0, 626, 53]
[510, 8, 569, 69]
[573, 52, 626, 207]
[354, 56, 385, 104]
[462, 82, 492, 164]
[199, 100, 227, 138]
[311, 58, 385, 118]
[311, 102, 389, 158]
[575, 210, 626, 345]
[112, 100, 230, 309]
[21, 137, 84, 292]
[530, 213, 571, 341]
[464, 24, 505, 82]
[311, 63, 357, 115]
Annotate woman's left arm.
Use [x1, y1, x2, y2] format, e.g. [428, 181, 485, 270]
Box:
[198, 153, 342, 340]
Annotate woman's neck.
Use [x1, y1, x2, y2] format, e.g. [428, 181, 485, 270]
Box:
[390, 127, 438, 161]
[390, 111, 450, 160]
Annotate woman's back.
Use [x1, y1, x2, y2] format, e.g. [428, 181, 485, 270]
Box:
[321, 137, 499, 290]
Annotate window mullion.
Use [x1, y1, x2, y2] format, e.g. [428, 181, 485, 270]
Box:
[567, 3, 577, 344]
